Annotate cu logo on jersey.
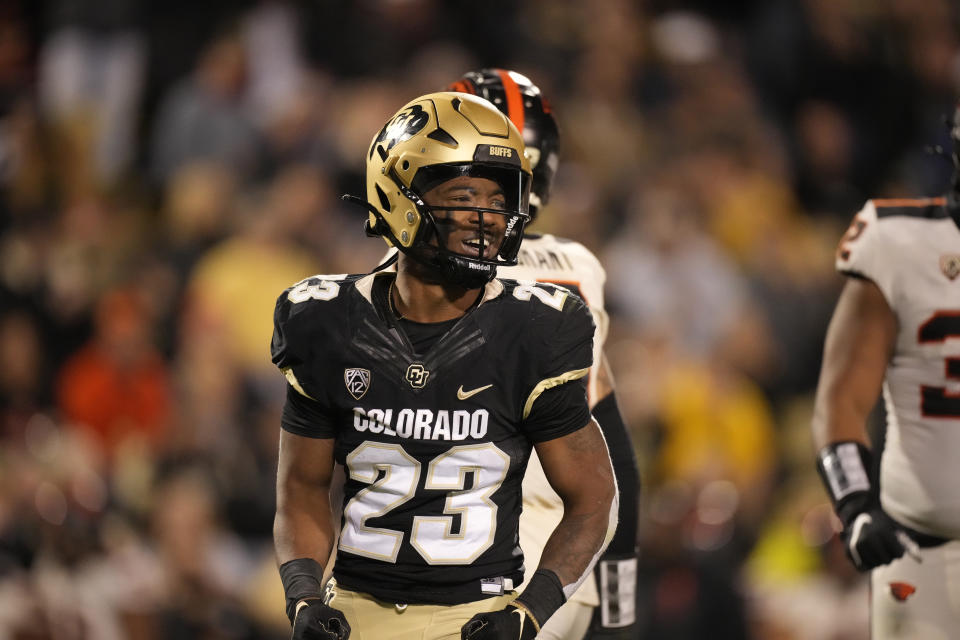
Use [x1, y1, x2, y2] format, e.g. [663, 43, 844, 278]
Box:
[405, 363, 430, 389]
[370, 105, 429, 157]
[344, 368, 371, 400]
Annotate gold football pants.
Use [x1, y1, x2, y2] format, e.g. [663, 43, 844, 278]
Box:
[328, 581, 517, 640]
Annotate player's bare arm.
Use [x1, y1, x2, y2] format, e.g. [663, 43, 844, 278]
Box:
[275, 430, 337, 564]
[535, 418, 618, 587]
[812, 277, 897, 449]
[813, 276, 917, 572]
[275, 430, 350, 639]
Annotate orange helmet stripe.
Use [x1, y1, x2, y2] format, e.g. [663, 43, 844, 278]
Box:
[448, 79, 475, 94]
[496, 69, 525, 134]
[873, 197, 946, 207]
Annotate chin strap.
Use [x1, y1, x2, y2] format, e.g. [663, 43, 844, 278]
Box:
[341, 194, 392, 238]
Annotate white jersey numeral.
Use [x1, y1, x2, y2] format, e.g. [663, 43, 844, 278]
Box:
[340, 443, 420, 562]
[340, 442, 508, 565]
[287, 275, 347, 303]
[512, 281, 568, 310]
[412, 444, 509, 564]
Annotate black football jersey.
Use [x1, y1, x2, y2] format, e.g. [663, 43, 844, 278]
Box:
[271, 272, 595, 605]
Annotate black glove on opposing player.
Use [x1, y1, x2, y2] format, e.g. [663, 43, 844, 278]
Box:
[291, 599, 351, 640]
[816, 442, 916, 571]
[840, 505, 914, 571]
[460, 605, 538, 640]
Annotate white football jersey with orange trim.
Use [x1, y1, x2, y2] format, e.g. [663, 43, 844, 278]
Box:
[837, 197, 960, 539]
[501, 233, 609, 608]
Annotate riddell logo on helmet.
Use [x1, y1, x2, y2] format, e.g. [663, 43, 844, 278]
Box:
[488, 146, 513, 158]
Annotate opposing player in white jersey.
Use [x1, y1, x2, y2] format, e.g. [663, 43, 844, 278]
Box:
[448, 69, 641, 640]
[812, 104, 960, 639]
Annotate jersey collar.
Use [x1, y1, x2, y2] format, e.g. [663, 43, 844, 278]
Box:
[355, 271, 504, 308]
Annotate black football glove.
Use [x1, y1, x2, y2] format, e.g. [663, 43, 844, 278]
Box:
[460, 605, 538, 640]
[291, 599, 351, 640]
[839, 503, 918, 571]
[816, 441, 920, 572]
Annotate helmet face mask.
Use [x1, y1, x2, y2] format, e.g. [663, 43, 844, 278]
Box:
[364, 92, 531, 288]
[450, 69, 560, 220]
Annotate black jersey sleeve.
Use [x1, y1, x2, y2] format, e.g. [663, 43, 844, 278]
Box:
[271, 282, 336, 432]
[522, 379, 591, 442]
[281, 383, 338, 438]
[271, 288, 302, 371]
[519, 288, 595, 441]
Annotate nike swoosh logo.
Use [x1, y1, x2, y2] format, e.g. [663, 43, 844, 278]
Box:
[457, 384, 493, 400]
[513, 608, 526, 634]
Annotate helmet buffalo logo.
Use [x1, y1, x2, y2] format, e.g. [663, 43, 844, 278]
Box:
[940, 255, 960, 281]
[370, 105, 429, 158]
[889, 581, 916, 602]
[344, 368, 371, 400]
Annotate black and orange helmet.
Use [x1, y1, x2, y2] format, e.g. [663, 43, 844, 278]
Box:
[450, 69, 559, 220]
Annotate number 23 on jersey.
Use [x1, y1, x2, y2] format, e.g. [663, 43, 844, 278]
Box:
[340, 442, 509, 565]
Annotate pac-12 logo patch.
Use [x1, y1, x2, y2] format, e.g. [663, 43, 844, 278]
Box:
[940, 255, 960, 281]
[344, 368, 371, 400]
[405, 363, 430, 389]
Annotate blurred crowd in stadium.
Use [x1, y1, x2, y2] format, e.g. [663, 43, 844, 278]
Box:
[0, 1, 957, 638]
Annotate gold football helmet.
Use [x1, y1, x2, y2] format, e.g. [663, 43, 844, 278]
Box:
[358, 91, 531, 287]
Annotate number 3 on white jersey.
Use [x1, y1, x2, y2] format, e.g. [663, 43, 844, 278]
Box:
[340, 442, 509, 564]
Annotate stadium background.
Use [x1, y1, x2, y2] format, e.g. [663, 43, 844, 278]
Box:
[0, 1, 957, 638]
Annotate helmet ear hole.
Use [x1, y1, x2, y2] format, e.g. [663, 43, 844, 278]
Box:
[375, 184, 391, 211]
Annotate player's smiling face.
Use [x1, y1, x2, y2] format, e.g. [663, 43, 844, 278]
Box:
[423, 176, 507, 259]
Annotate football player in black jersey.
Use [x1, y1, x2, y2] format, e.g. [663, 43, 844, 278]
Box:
[449, 69, 642, 640]
[272, 91, 618, 640]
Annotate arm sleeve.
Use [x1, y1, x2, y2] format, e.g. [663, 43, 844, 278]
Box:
[592, 391, 639, 555]
[589, 395, 641, 633]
